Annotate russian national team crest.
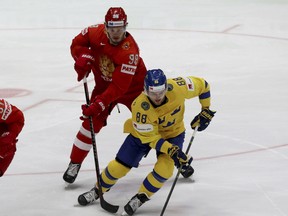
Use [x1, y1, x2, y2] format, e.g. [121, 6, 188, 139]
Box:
[122, 42, 130, 50]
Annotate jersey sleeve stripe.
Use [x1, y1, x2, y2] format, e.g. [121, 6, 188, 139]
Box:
[155, 138, 165, 152]
[199, 91, 210, 99]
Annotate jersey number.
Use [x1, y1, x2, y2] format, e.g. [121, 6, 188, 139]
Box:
[136, 112, 147, 123]
[129, 54, 139, 65]
[172, 77, 186, 86]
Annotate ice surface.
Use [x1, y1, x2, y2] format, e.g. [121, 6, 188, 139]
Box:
[1, 1, 288, 216]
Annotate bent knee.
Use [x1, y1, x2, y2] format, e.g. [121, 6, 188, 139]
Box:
[106, 159, 130, 179]
[154, 154, 174, 179]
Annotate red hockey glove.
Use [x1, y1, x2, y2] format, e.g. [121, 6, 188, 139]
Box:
[0, 132, 17, 145]
[81, 98, 106, 118]
[0, 132, 17, 159]
[74, 53, 95, 81]
[190, 108, 216, 131]
[168, 145, 193, 169]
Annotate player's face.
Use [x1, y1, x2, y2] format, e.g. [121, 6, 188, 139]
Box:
[106, 26, 126, 45]
[147, 89, 167, 106]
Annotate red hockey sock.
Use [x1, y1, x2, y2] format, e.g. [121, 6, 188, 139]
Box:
[70, 145, 90, 164]
[70, 131, 92, 164]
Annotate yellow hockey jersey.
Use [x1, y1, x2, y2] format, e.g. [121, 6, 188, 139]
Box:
[123, 76, 211, 154]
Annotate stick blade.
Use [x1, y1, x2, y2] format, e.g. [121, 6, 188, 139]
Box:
[100, 197, 119, 213]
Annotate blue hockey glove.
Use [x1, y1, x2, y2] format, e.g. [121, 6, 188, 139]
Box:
[168, 145, 193, 169]
[190, 108, 216, 131]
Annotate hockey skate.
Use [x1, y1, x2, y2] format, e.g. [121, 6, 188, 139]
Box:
[180, 165, 194, 178]
[63, 162, 81, 184]
[122, 193, 149, 216]
[78, 187, 99, 206]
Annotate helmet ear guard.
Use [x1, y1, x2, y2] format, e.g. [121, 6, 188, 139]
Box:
[105, 7, 128, 27]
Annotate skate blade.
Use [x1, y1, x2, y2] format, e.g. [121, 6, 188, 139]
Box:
[64, 182, 71, 187]
[121, 211, 129, 216]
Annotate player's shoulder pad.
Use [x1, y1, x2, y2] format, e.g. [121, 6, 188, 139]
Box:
[82, 24, 103, 35]
[132, 94, 151, 112]
[121, 34, 139, 52]
[140, 101, 150, 111]
[167, 83, 173, 91]
[169, 76, 196, 91]
[167, 77, 183, 91]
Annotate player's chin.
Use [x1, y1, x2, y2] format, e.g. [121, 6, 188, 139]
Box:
[111, 37, 122, 44]
[153, 99, 162, 105]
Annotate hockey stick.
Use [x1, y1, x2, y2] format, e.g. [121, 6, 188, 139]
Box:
[160, 126, 199, 216]
[83, 76, 119, 213]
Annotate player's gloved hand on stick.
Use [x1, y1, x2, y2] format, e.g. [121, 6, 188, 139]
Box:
[190, 108, 216, 131]
[168, 145, 193, 169]
[81, 98, 106, 118]
[74, 52, 95, 81]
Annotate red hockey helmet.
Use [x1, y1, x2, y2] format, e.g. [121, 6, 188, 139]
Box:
[105, 7, 127, 27]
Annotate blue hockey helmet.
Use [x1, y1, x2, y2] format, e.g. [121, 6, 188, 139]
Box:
[144, 69, 167, 93]
[144, 69, 167, 105]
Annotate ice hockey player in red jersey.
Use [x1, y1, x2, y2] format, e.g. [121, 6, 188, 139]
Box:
[0, 99, 25, 177]
[63, 7, 147, 184]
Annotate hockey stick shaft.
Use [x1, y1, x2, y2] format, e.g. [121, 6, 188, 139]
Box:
[160, 126, 199, 216]
[83, 76, 119, 213]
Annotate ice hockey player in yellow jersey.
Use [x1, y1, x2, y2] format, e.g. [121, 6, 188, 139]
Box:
[77, 69, 216, 215]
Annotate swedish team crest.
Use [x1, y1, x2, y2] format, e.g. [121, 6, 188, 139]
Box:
[141, 101, 150, 110]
